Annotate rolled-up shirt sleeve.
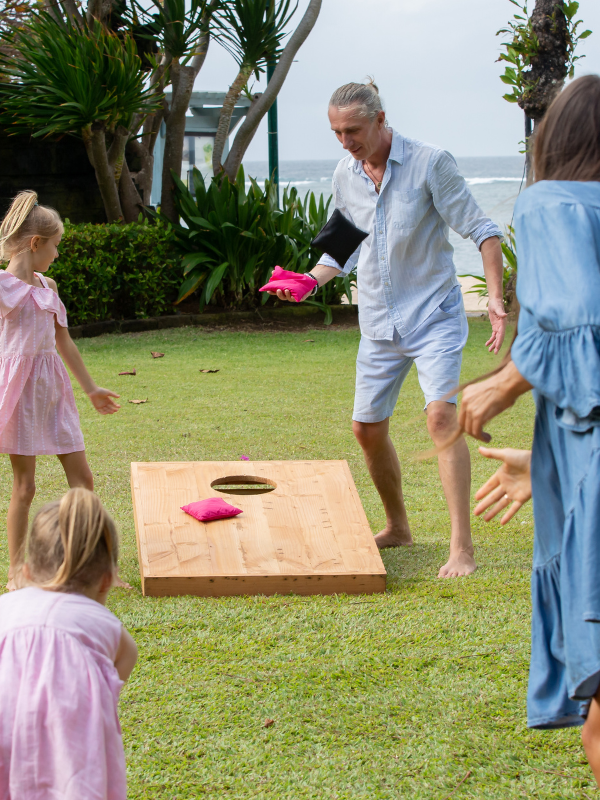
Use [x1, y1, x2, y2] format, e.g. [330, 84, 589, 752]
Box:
[428, 150, 503, 250]
[317, 177, 362, 276]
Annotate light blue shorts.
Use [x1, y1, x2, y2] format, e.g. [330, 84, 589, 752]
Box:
[353, 285, 469, 423]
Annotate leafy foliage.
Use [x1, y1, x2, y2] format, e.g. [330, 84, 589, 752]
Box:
[47, 220, 181, 325]
[159, 167, 354, 322]
[0, 11, 160, 137]
[127, 0, 211, 63]
[459, 225, 518, 309]
[213, 0, 296, 79]
[497, 0, 591, 104]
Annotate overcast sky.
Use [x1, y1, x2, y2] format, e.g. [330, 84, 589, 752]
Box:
[196, 0, 600, 162]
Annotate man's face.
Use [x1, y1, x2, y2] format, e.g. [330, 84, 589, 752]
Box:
[328, 105, 384, 161]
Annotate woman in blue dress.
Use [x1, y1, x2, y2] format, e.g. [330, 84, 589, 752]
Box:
[459, 74, 600, 784]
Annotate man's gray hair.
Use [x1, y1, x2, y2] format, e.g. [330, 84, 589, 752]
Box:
[329, 79, 384, 120]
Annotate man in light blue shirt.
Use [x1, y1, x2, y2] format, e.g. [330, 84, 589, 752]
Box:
[273, 81, 506, 578]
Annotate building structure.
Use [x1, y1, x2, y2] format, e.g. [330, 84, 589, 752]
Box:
[151, 91, 252, 205]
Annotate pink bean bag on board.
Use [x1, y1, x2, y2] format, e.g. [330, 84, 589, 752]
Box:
[259, 266, 317, 303]
[181, 498, 242, 522]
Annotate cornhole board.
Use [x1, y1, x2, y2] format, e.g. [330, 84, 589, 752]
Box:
[131, 460, 386, 598]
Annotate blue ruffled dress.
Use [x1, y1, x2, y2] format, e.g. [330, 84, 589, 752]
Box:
[512, 180, 600, 729]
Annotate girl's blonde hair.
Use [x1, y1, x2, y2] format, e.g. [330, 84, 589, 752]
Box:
[27, 488, 119, 592]
[0, 190, 63, 262]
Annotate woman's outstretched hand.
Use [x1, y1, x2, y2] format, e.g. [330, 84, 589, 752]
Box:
[474, 447, 532, 524]
[88, 387, 121, 415]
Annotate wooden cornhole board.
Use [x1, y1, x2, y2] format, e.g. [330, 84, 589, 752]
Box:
[131, 460, 386, 598]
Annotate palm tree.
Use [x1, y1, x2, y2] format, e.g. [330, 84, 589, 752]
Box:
[211, 0, 294, 176]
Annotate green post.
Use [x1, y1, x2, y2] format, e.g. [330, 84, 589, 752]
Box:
[267, 61, 279, 207]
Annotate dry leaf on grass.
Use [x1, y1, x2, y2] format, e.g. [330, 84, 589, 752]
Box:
[304, 339, 315, 343]
[128, 399, 148, 405]
[118, 369, 136, 376]
[263, 719, 275, 728]
[200, 369, 219, 374]
[150, 352, 165, 359]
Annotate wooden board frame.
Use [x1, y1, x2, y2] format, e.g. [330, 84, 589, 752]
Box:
[131, 460, 386, 597]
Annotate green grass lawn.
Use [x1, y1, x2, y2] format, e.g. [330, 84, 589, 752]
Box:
[1, 318, 597, 799]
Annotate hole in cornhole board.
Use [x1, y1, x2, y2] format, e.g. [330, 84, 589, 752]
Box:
[211, 475, 276, 495]
[131, 460, 386, 599]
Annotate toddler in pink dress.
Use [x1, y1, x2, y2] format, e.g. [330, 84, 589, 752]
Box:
[0, 488, 138, 800]
[0, 191, 121, 590]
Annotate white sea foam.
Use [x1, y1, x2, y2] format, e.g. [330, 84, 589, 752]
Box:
[466, 177, 522, 185]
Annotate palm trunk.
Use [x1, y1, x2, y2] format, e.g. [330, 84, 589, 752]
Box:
[160, 61, 196, 221]
[119, 160, 144, 222]
[223, 0, 322, 181]
[212, 66, 252, 176]
[520, 0, 568, 121]
[84, 123, 123, 222]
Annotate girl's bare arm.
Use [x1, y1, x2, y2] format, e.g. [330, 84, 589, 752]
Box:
[114, 627, 138, 682]
[54, 323, 120, 414]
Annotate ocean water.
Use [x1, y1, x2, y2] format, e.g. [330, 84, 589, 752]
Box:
[244, 156, 525, 277]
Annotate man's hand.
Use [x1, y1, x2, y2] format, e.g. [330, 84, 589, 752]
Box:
[88, 387, 121, 415]
[480, 236, 507, 354]
[268, 286, 312, 303]
[267, 263, 341, 303]
[458, 361, 531, 441]
[474, 447, 532, 524]
[486, 297, 507, 354]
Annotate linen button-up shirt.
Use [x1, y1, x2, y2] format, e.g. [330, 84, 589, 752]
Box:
[318, 129, 503, 340]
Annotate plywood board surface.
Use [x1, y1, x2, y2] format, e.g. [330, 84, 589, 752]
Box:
[131, 460, 386, 597]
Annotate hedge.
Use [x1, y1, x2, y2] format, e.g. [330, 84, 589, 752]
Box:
[48, 220, 182, 326]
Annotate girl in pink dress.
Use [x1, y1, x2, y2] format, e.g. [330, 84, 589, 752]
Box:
[0, 488, 138, 800]
[0, 191, 121, 590]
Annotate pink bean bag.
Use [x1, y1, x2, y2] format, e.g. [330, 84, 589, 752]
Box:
[181, 498, 242, 522]
[259, 266, 317, 303]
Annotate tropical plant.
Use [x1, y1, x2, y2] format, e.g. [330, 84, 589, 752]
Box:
[0, 11, 161, 221]
[218, 0, 321, 182]
[497, 0, 591, 110]
[459, 225, 518, 310]
[210, 0, 295, 175]
[157, 167, 353, 322]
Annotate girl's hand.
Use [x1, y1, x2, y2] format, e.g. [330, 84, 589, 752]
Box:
[474, 447, 532, 524]
[88, 387, 120, 415]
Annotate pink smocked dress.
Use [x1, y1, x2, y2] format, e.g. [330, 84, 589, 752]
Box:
[0, 270, 84, 455]
[0, 587, 127, 800]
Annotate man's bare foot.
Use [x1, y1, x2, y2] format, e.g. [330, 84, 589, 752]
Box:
[374, 527, 413, 549]
[437, 550, 477, 578]
[114, 572, 133, 590]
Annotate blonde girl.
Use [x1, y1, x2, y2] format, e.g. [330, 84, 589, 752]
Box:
[0, 488, 138, 799]
[0, 191, 122, 590]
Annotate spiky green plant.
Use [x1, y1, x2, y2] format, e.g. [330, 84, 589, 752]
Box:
[0, 11, 161, 221]
[211, 0, 296, 173]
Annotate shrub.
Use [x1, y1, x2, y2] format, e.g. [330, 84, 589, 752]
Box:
[48, 219, 181, 325]
[163, 167, 356, 322]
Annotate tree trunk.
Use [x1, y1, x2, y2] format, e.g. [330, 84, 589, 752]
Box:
[160, 61, 197, 221]
[212, 66, 252, 175]
[158, 2, 216, 221]
[223, 0, 322, 181]
[126, 138, 155, 206]
[84, 123, 124, 221]
[119, 159, 144, 222]
[519, 0, 569, 121]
